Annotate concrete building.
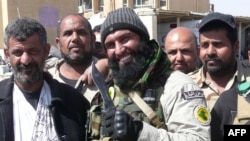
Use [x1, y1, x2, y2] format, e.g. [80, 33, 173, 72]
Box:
[1, 0, 250, 59]
[0, 0, 210, 49]
[0, 0, 80, 48]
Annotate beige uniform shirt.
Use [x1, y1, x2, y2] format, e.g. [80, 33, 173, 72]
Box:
[138, 71, 211, 141]
[188, 66, 237, 111]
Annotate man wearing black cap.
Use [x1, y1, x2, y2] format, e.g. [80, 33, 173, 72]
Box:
[201, 13, 250, 141]
[189, 12, 239, 112]
[99, 7, 210, 141]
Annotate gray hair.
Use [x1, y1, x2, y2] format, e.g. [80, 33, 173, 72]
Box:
[4, 17, 47, 47]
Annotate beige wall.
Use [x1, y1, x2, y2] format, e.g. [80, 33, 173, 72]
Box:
[0, 0, 8, 49]
[0, 0, 210, 49]
[0, 0, 79, 49]
[196, 0, 210, 13]
[167, 0, 210, 12]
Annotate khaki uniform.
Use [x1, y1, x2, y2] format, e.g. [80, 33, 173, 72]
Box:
[188, 66, 237, 111]
[137, 71, 210, 141]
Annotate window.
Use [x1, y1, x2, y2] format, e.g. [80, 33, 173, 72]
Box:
[99, 0, 104, 11]
[160, 0, 166, 7]
[133, 0, 154, 8]
[123, 0, 127, 7]
[82, 0, 92, 12]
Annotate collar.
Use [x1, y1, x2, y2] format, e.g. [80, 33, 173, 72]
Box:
[192, 61, 238, 88]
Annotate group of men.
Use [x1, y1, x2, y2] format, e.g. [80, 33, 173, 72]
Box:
[164, 11, 248, 141]
[0, 6, 249, 141]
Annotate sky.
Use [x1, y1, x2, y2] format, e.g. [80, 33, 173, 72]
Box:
[210, 0, 250, 17]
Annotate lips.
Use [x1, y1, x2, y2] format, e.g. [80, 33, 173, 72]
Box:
[206, 60, 218, 65]
[69, 45, 80, 50]
[69, 43, 83, 50]
[119, 55, 133, 66]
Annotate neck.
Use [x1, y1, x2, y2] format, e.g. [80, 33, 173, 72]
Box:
[205, 62, 236, 89]
[15, 79, 43, 92]
[59, 60, 91, 80]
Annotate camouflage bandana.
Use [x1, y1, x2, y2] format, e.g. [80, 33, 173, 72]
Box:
[132, 39, 171, 90]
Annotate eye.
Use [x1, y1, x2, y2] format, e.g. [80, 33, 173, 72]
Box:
[105, 42, 115, 50]
[120, 35, 130, 44]
[167, 50, 177, 56]
[213, 42, 223, 48]
[12, 50, 23, 57]
[182, 49, 191, 55]
[78, 30, 88, 36]
[63, 31, 72, 36]
[29, 48, 40, 55]
[200, 42, 208, 49]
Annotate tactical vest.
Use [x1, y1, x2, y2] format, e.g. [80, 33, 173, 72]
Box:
[234, 60, 250, 125]
[86, 84, 165, 141]
[111, 85, 165, 124]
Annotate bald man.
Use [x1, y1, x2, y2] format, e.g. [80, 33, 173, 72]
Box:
[164, 27, 200, 74]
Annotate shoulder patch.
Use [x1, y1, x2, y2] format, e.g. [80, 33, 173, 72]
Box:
[182, 90, 204, 100]
[194, 105, 211, 125]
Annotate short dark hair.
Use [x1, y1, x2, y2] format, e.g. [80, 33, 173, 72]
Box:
[57, 14, 92, 37]
[4, 17, 47, 47]
[93, 24, 101, 33]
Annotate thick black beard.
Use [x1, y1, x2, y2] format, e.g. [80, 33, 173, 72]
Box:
[61, 51, 92, 66]
[204, 55, 235, 77]
[109, 41, 153, 89]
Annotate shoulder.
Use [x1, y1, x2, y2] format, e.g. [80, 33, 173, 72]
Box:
[168, 71, 194, 83]
[188, 69, 199, 76]
[0, 76, 12, 87]
[0, 72, 12, 81]
[47, 59, 64, 74]
[238, 60, 250, 81]
[45, 56, 60, 70]
[188, 68, 202, 79]
[239, 59, 250, 67]
[52, 79, 90, 110]
[215, 85, 238, 107]
[165, 71, 202, 93]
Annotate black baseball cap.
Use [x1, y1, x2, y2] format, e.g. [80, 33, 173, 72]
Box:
[199, 12, 236, 31]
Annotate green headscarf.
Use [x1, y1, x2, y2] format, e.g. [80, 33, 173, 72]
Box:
[132, 39, 171, 90]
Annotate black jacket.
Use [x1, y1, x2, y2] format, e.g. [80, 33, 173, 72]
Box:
[0, 72, 90, 141]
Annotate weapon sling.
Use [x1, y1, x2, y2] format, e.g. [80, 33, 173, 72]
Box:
[128, 91, 167, 130]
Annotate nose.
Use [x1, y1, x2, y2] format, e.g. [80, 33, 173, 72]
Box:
[114, 42, 125, 57]
[71, 32, 79, 42]
[20, 52, 32, 65]
[207, 45, 216, 55]
[176, 51, 184, 61]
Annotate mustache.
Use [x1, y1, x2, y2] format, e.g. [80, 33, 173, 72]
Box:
[69, 43, 85, 49]
[204, 56, 221, 62]
[17, 63, 36, 70]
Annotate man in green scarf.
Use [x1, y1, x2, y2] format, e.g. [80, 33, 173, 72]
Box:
[99, 7, 211, 141]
